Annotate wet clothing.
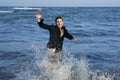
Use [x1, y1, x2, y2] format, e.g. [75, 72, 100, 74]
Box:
[38, 19, 74, 53]
[47, 48, 62, 63]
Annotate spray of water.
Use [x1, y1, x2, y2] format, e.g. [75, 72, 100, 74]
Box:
[15, 44, 113, 80]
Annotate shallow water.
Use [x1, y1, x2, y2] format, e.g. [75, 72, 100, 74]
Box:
[0, 7, 120, 80]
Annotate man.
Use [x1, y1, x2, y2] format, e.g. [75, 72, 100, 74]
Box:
[35, 13, 76, 70]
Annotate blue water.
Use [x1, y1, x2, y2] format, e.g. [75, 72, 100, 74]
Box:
[0, 6, 120, 80]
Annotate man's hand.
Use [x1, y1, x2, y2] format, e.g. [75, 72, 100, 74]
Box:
[35, 13, 42, 19]
[72, 38, 77, 41]
[35, 13, 42, 22]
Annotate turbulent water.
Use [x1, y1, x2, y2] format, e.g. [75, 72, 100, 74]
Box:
[0, 6, 120, 80]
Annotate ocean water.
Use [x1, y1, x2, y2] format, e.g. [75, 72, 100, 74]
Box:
[0, 6, 120, 80]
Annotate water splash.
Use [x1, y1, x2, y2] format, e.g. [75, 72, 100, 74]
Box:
[14, 44, 113, 80]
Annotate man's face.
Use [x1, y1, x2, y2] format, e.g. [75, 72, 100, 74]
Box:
[56, 18, 63, 28]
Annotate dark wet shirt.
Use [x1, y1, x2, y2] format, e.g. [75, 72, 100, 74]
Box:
[38, 19, 74, 53]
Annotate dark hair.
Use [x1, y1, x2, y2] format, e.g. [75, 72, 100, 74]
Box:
[55, 16, 63, 22]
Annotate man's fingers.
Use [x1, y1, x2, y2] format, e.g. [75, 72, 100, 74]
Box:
[35, 13, 42, 19]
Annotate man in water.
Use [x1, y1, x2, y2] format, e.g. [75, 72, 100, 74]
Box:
[35, 13, 76, 70]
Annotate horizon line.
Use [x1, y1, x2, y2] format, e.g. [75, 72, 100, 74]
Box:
[0, 5, 120, 7]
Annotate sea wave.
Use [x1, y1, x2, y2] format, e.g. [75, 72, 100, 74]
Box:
[0, 10, 14, 13]
[13, 7, 41, 12]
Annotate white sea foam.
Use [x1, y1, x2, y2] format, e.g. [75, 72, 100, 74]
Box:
[13, 7, 41, 11]
[0, 10, 14, 13]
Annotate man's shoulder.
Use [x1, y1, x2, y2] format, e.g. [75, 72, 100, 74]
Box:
[48, 25, 57, 30]
[62, 26, 67, 30]
[50, 25, 56, 28]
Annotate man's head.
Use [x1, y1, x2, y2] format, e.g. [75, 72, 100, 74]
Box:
[55, 16, 63, 28]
